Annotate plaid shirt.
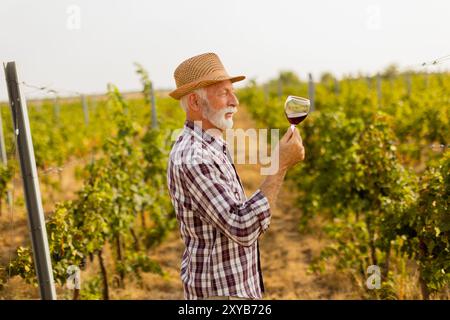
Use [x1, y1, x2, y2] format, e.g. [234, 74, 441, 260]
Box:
[167, 120, 271, 300]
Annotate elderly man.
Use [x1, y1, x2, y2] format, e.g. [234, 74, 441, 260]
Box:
[167, 52, 305, 300]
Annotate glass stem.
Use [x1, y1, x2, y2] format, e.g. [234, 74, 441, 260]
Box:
[290, 124, 296, 132]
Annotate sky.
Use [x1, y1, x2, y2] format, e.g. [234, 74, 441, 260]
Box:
[1, 0, 449, 100]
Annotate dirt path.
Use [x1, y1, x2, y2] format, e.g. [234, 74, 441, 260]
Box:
[143, 105, 356, 300]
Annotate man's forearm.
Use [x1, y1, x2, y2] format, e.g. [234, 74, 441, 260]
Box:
[259, 168, 287, 209]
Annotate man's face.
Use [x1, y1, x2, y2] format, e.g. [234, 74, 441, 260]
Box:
[200, 80, 239, 130]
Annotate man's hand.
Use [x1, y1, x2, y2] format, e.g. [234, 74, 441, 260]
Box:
[275, 127, 305, 171]
[259, 127, 305, 209]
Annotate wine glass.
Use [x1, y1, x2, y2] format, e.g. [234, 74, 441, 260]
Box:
[284, 95, 310, 132]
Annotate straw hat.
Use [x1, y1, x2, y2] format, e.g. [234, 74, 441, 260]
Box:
[169, 52, 245, 100]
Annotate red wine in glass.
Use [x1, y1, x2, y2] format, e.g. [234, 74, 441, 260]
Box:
[284, 96, 310, 131]
[286, 111, 308, 125]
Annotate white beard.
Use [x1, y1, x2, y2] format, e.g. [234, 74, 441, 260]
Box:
[202, 104, 237, 130]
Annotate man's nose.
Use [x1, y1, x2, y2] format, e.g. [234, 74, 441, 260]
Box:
[228, 93, 239, 107]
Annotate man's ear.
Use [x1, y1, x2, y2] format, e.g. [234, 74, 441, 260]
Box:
[188, 93, 200, 112]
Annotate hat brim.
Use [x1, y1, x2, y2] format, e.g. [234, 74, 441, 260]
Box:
[169, 75, 246, 100]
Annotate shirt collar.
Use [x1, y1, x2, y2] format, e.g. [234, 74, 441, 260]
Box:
[184, 119, 228, 155]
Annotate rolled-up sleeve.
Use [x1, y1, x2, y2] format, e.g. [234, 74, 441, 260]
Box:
[181, 160, 271, 247]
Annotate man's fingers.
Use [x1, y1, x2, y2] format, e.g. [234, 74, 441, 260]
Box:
[281, 127, 294, 142]
[293, 127, 303, 143]
[287, 127, 302, 145]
